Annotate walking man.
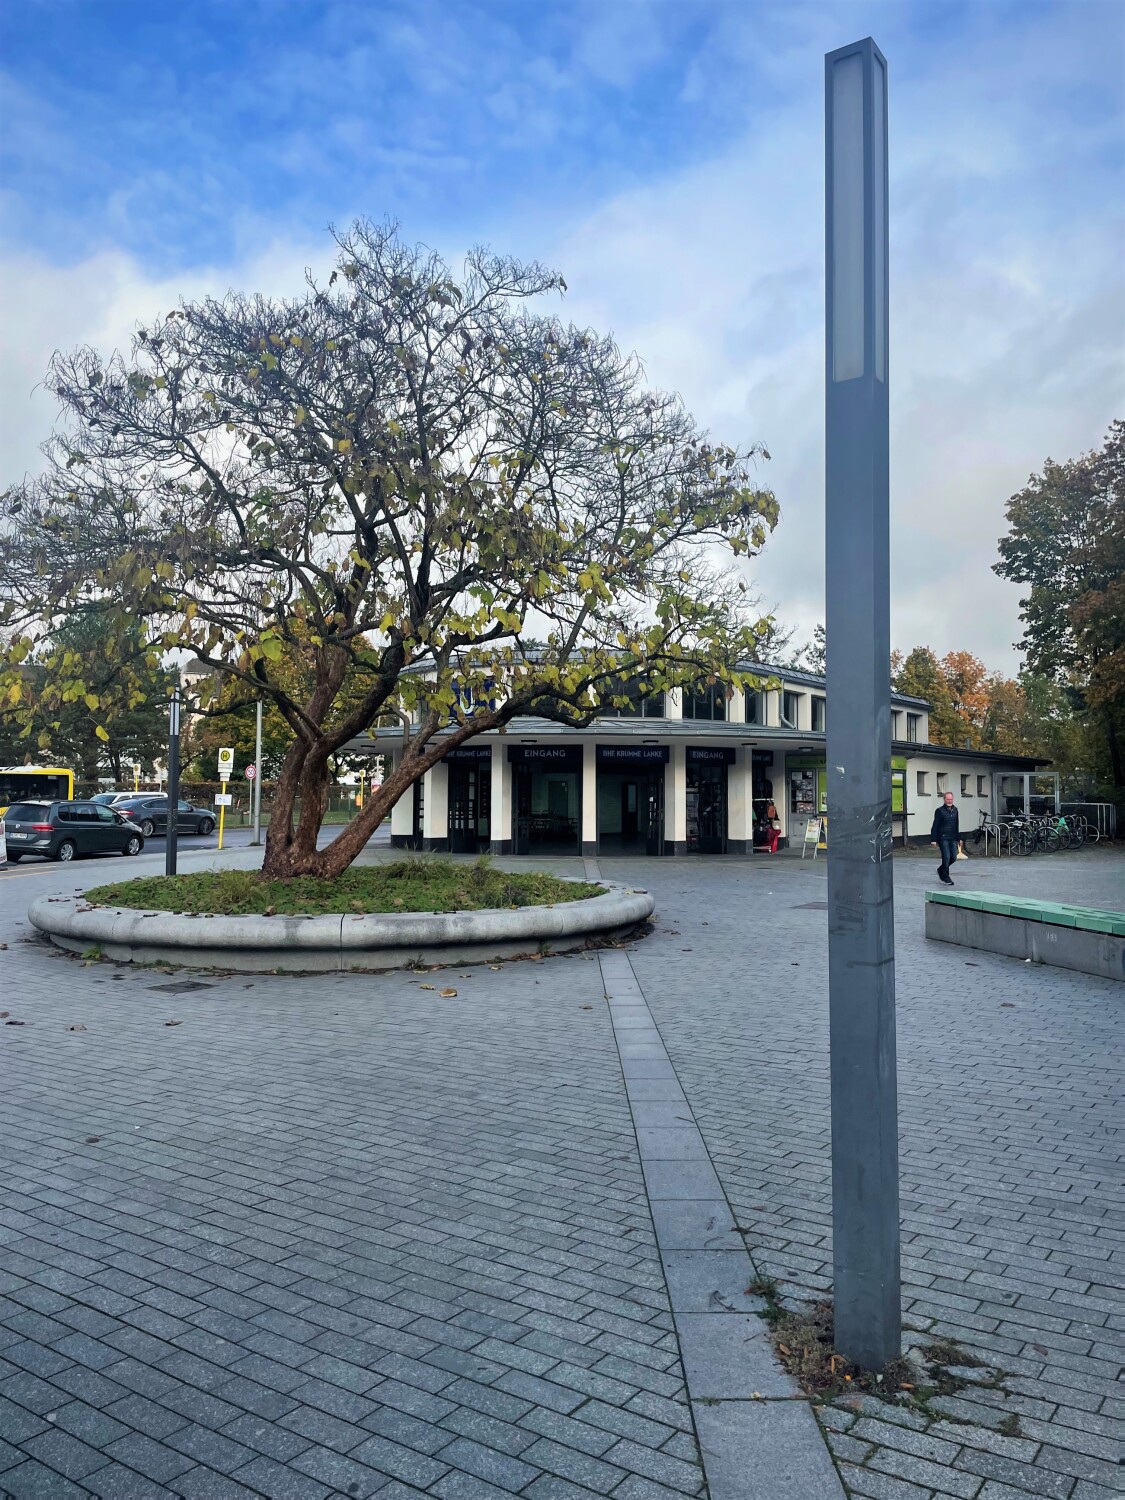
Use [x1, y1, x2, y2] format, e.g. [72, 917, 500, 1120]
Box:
[931, 790, 960, 885]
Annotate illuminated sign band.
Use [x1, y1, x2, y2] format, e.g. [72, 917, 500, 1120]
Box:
[596, 746, 669, 766]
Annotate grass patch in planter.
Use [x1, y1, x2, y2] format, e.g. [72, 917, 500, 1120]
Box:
[84, 857, 603, 918]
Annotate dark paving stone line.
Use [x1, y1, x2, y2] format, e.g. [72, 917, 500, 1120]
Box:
[596, 943, 844, 1500]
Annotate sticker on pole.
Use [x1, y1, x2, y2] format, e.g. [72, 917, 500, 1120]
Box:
[214, 793, 233, 807]
[217, 747, 235, 782]
[245, 764, 257, 780]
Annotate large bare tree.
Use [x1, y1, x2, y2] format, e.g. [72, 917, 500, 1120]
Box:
[1, 222, 779, 877]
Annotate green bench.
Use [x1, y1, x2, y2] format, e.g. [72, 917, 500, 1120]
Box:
[925, 890, 1125, 982]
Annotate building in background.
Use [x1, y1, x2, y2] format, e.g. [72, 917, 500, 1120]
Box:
[347, 663, 1053, 856]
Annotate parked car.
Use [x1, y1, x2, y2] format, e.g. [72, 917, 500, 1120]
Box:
[109, 795, 216, 838]
[1, 801, 145, 862]
[92, 791, 137, 806]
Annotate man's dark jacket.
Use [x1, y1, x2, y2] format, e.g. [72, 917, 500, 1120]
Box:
[931, 803, 959, 842]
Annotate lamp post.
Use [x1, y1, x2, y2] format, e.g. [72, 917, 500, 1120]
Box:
[165, 686, 181, 878]
[825, 36, 901, 1370]
[250, 699, 263, 847]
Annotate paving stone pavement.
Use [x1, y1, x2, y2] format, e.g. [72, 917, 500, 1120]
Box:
[618, 847, 1124, 1500]
[0, 844, 1122, 1500]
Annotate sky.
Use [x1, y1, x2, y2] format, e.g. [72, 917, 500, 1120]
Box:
[1, 0, 1122, 673]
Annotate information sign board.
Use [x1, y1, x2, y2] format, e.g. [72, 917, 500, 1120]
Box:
[214, 793, 233, 807]
[802, 816, 823, 860]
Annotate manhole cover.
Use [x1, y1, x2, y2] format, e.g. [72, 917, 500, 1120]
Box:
[795, 901, 829, 910]
[147, 982, 216, 994]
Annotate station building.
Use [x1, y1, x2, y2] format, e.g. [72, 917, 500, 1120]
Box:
[348, 665, 1052, 857]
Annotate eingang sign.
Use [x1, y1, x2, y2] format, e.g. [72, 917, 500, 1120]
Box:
[596, 745, 669, 766]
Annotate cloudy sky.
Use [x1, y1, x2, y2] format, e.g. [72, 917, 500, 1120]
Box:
[1, 0, 1121, 671]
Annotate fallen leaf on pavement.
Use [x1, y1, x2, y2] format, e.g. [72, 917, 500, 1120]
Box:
[419, 984, 436, 990]
[580, 1005, 592, 1010]
[5, 1020, 25, 1026]
[164, 1019, 183, 1027]
[67, 1024, 87, 1032]
[439, 988, 458, 997]
[85, 1136, 101, 1144]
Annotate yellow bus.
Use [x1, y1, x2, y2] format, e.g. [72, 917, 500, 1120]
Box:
[0, 766, 76, 817]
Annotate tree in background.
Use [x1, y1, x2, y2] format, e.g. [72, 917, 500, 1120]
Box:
[2, 613, 174, 782]
[994, 419, 1124, 795]
[1, 221, 778, 877]
[891, 647, 964, 745]
[789, 622, 826, 675]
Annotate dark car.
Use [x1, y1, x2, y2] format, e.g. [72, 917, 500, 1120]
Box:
[2, 801, 145, 863]
[110, 796, 216, 839]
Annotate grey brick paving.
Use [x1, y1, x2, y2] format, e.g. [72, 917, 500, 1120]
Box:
[0, 849, 705, 1498]
[621, 848, 1124, 1500]
[1, 845, 1121, 1499]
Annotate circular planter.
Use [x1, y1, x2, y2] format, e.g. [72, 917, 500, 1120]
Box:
[28, 880, 655, 973]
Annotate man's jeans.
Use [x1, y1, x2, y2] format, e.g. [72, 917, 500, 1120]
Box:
[937, 838, 958, 881]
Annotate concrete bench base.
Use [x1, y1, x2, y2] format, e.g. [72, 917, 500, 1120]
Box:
[29, 882, 655, 974]
[925, 901, 1124, 982]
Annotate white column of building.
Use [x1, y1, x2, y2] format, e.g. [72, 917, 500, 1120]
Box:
[668, 742, 687, 853]
[581, 743, 598, 856]
[389, 757, 414, 844]
[728, 746, 754, 854]
[423, 762, 448, 849]
[490, 749, 510, 853]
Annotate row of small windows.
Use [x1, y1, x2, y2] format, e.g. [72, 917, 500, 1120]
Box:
[453, 678, 921, 740]
[614, 687, 830, 728]
[916, 771, 989, 798]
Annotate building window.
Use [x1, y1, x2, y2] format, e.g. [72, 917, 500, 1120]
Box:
[906, 713, 920, 743]
[891, 710, 901, 739]
[812, 696, 826, 732]
[936, 773, 948, 794]
[744, 689, 766, 724]
[917, 771, 929, 796]
[977, 776, 988, 797]
[961, 775, 971, 796]
[781, 691, 801, 729]
[683, 684, 727, 721]
[600, 678, 666, 718]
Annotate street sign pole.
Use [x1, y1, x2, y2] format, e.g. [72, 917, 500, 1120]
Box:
[216, 747, 234, 851]
[825, 36, 901, 1370]
[250, 700, 263, 847]
[165, 687, 181, 878]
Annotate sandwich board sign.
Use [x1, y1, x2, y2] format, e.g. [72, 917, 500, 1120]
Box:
[217, 747, 235, 782]
[802, 816, 823, 860]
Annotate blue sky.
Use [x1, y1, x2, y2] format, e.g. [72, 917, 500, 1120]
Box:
[1, 0, 1122, 668]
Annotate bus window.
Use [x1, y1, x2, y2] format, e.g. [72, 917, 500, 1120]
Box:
[0, 767, 75, 813]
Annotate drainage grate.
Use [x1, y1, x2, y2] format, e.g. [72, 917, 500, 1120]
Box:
[794, 901, 829, 910]
[147, 981, 216, 994]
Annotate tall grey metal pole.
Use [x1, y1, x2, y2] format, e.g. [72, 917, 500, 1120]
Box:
[250, 700, 263, 846]
[825, 36, 901, 1370]
[165, 686, 181, 878]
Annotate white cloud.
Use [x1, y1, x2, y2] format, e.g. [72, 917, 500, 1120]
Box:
[2, 2, 1120, 680]
[0, 239, 330, 484]
[525, 31, 1124, 674]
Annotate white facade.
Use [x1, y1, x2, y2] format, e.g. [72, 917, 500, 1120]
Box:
[352, 666, 1046, 856]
